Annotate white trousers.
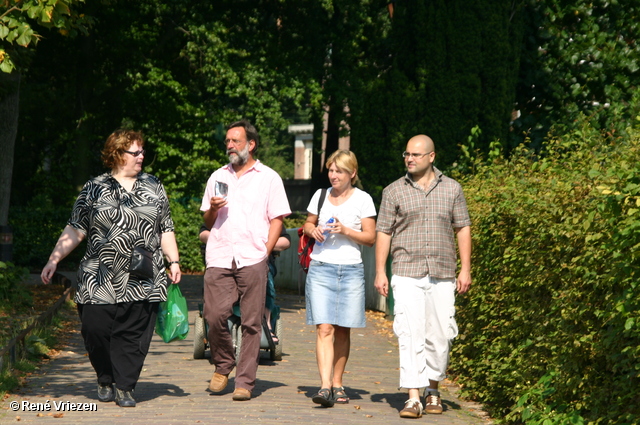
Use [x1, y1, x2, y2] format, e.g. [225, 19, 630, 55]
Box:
[391, 274, 458, 390]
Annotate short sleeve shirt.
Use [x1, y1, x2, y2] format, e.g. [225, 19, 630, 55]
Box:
[69, 172, 175, 304]
[307, 187, 377, 265]
[200, 161, 291, 268]
[376, 167, 471, 279]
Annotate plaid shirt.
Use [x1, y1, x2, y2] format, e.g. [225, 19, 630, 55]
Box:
[376, 167, 471, 279]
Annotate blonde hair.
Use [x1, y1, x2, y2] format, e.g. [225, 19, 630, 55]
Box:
[326, 150, 359, 186]
[101, 129, 144, 169]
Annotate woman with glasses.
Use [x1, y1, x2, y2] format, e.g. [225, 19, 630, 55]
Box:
[302, 150, 377, 407]
[41, 129, 182, 408]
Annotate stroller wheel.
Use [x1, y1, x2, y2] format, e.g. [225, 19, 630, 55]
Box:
[271, 317, 283, 361]
[232, 320, 242, 363]
[193, 313, 206, 359]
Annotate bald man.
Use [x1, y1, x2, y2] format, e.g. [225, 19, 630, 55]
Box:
[374, 135, 472, 418]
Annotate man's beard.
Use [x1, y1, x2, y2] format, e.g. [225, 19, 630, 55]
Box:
[228, 143, 250, 165]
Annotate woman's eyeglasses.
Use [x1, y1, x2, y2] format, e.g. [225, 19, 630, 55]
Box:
[124, 149, 146, 157]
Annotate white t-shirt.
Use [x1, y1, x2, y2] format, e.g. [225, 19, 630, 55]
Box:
[307, 187, 377, 265]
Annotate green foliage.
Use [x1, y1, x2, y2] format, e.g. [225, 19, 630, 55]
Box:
[12, 0, 322, 209]
[23, 317, 61, 359]
[0, 0, 91, 72]
[451, 117, 640, 423]
[283, 212, 307, 230]
[0, 368, 20, 396]
[350, 0, 525, 203]
[169, 199, 205, 273]
[25, 335, 49, 357]
[513, 0, 640, 150]
[13, 359, 36, 373]
[0, 261, 30, 306]
[9, 194, 84, 270]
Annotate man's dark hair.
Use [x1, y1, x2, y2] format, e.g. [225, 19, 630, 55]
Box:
[227, 119, 259, 155]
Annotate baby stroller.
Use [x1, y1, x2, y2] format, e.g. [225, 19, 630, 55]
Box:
[192, 261, 283, 362]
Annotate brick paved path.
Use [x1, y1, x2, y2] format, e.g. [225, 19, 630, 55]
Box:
[2, 274, 491, 424]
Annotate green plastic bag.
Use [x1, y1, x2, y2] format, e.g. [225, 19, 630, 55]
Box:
[155, 284, 189, 343]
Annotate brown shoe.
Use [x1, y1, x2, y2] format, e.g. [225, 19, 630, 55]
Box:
[424, 391, 443, 414]
[232, 387, 251, 401]
[209, 372, 229, 393]
[399, 398, 423, 418]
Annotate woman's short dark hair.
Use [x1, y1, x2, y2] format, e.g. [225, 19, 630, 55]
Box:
[101, 129, 144, 169]
[227, 119, 259, 155]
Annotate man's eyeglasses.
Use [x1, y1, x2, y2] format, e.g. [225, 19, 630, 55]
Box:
[402, 151, 432, 159]
[124, 149, 146, 157]
[225, 138, 247, 146]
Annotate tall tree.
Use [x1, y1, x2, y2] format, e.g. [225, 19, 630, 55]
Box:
[349, 0, 525, 201]
[12, 0, 327, 206]
[0, 0, 90, 225]
[0, 70, 19, 225]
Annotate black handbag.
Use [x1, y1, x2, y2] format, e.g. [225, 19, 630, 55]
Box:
[116, 186, 156, 280]
[130, 246, 154, 279]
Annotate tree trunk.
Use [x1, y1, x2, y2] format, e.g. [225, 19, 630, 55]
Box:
[0, 71, 20, 226]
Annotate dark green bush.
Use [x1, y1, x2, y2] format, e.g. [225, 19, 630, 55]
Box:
[9, 194, 84, 271]
[170, 199, 206, 273]
[0, 261, 31, 308]
[450, 119, 640, 424]
[284, 212, 307, 230]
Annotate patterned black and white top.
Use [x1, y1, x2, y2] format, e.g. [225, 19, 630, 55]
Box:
[68, 172, 175, 305]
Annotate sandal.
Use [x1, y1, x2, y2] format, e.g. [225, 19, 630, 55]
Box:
[332, 386, 349, 404]
[312, 388, 334, 407]
[270, 332, 279, 344]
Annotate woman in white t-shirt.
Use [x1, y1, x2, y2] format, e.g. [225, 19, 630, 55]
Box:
[302, 150, 377, 407]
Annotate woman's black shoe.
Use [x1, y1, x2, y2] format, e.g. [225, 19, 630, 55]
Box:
[115, 388, 136, 407]
[97, 384, 114, 402]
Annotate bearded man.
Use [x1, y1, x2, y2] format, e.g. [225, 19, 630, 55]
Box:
[200, 119, 291, 401]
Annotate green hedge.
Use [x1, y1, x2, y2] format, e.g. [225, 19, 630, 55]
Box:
[451, 122, 640, 424]
[0, 261, 31, 307]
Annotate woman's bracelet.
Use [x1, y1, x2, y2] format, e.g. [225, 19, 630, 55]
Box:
[168, 261, 180, 266]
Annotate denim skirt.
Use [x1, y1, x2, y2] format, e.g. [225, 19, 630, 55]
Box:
[305, 260, 366, 328]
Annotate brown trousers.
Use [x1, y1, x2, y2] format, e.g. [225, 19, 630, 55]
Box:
[203, 258, 268, 392]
